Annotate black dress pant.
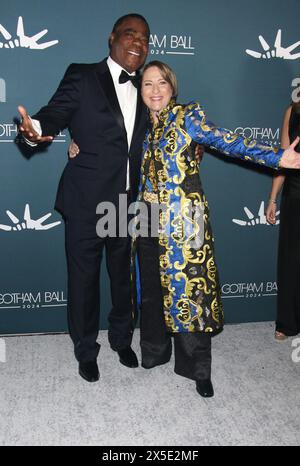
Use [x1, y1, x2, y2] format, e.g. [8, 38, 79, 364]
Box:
[277, 193, 300, 336]
[137, 235, 211, 381]
[65, 218, 134, 362]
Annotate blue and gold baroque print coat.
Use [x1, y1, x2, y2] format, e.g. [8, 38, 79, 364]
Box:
[133, 101, 283, 335]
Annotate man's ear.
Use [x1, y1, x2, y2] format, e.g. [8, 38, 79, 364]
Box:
[109, 33, 115, 48]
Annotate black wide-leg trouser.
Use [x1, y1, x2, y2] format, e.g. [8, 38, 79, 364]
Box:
[137, 235, 211, 381]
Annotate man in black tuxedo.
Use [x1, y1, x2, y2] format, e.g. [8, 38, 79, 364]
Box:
[18, 13, 150, 382]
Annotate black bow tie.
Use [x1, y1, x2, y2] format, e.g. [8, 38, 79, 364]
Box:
[119, 70, 140, 88]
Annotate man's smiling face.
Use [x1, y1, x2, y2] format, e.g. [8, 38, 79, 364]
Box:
[109, 17, 149, 73]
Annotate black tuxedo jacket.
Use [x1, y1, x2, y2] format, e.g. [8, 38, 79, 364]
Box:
[33, 59, 148, 219]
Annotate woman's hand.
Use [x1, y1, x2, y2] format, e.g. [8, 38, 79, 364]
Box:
[279, 137, 300, 168]
[266, 201, 277, 225]
[68, 140, 80, 158]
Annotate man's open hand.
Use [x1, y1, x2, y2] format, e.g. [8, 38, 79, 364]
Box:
[18, 105, 53, 143]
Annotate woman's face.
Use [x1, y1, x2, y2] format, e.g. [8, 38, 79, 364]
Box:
[141, 66, 173, 117]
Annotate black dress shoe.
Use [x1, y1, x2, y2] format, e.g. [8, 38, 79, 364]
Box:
[142, 357, 171, 369]
[79, 360, 99, 382]
[117, 347, 138, 368]
[196, 379, 214, 397]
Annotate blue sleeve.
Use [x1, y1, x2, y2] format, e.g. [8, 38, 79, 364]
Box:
[184, 102, 283, 169]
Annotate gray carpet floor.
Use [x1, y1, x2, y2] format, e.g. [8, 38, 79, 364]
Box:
[0, 322, 299, 446]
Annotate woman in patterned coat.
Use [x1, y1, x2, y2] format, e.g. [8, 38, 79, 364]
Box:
[134, 60, 300, 397]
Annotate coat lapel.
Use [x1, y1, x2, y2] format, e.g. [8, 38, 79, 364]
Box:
[95, 59, 126, 133]
[130, 89, 147, 152]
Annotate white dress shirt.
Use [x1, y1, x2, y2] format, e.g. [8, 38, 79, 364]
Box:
[107, 56, 137, 190]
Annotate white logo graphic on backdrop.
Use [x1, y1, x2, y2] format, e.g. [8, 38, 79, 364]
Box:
[0, 204, 61, 232]
[235, 126, 280, 146]
[149, 33, 195, 56]
[232, 201, 280, 226]
[221, 281, 277, 299]
[0, 122, 66, 143]
[0, 78, 6, 102]
[246, 29, 300, 60]
[0, 16, 58, 50]
[0, 291, 67, 310]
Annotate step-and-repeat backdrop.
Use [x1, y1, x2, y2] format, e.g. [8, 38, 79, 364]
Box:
[1, 0, 300, 334]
